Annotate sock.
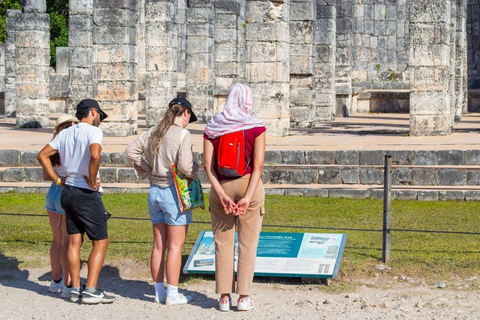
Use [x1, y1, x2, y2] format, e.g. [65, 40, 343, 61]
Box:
[72, 287, 80, 292]
[85, 287, 97, 293]
[154, 282, 166, 296]
[66, 285, 72, 289]
[166, 284, 178, 300]
[53, 278, 62, 284]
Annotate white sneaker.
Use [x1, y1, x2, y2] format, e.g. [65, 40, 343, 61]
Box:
[218, 297, 231, 312]
[165, 293, 192, 306]
[154, 291, 166, 303]
[237, 297, 254, 311]
[48, 279, 64, 293]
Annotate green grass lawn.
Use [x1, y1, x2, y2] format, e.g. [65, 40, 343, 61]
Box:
[1, 192, 480, 281]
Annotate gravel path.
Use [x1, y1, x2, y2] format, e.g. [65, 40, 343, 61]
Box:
[1, 265, 479, 320]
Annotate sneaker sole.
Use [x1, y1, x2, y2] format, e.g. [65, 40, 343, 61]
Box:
[81, 298, 115, 305]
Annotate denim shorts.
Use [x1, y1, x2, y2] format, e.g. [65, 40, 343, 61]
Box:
[148, 184, 192, 226]
[45, 182, 65, 214]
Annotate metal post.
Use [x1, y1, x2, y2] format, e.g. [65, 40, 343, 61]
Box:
[382, 154, 392, 263]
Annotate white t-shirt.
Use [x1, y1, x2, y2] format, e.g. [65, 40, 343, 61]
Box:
[49, 122, 103, 191]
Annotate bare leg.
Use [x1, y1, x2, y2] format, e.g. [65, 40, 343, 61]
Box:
[60, 215, 70, 285]
[86, 238, 109, 288]
[67, 233, 83, 288]
[47, 210, 63, 281]
[165, 225, 188, 286]
[151, 223, 167, 282]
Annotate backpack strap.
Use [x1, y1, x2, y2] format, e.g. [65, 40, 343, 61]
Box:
[180, 129, 188, 143]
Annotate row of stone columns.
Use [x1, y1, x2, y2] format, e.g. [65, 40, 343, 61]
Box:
[1, 0, 471, 137]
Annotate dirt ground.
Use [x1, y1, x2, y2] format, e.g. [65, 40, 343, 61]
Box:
[0, 260, 479, 320]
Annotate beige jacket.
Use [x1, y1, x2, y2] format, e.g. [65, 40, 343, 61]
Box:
[124, 123, 198, 188]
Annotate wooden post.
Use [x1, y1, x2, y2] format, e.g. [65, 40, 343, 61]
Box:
[382, 154, 392, 263]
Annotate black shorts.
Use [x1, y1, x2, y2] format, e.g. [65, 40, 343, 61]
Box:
[61, 185, 109, 241]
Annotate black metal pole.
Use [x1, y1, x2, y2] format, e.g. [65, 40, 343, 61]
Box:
[382, 154, 392, 263]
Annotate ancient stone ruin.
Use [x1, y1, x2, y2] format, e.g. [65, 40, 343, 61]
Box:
[0, 0, 478, 137]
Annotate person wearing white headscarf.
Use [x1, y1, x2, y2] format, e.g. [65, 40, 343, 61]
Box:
[203, 83, 266, 312]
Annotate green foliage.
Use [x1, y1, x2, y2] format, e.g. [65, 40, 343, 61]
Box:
[0, 0, 68, 67]
[46, 0, 69, 67]
[0, 0, 21, 43]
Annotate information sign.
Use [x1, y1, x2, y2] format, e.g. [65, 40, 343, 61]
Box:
[183, 231, 347, 278]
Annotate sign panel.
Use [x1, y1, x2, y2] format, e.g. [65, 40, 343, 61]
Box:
[183, 231, 347, 278]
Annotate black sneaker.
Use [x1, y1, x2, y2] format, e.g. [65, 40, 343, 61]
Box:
[81, 288, 116, 305]
[70, 287, 82, 303]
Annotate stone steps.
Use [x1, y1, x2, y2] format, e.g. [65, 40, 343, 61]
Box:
[3, 149, 480, 167]
[1, 181, 480, 201]
[2, 164, 480, 187]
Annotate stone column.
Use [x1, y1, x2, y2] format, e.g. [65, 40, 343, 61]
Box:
[314, 0, 336, 121]
[409, 1, 453, 136]
[186, 0, 215, 121]
[136, 0, 146, 113]
[0, 44, 5, 114]
[467, 0, 480, 89]
[15, 1, 50, 128]
[456, 0, 468, 117]
[177, 0, 187, 92]
[4, 9, 21, 116]
[92, 0, 138, 136]
[50, 47, 69, 113]
[214, 1, 245, 98]
[246, 0, 290, 136]
[335, 0, 353, 117]
[289, 0, 315, 128]
[68, 0, 94, 112]
[145, 0, 178, 127]
[449, 0, 457, 124]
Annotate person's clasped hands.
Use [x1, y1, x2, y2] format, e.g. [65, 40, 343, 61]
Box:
[221, 194, 249, 216]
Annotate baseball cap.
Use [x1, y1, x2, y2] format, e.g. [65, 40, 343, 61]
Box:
[168, 97, 197, 123]
[76, 99, 108, 121]
[53, 114, 79, 135]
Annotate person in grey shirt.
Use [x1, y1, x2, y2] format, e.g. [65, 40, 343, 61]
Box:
[125, 97, 198, 305]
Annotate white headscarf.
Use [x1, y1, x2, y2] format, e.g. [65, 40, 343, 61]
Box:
[204, 83, 264, 139]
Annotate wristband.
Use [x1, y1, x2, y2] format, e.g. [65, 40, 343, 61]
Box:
[56, 177, 62, 186]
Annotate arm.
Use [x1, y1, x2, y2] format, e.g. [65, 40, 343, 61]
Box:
[37, 145, 65, 185]
[177, 131, 198, 179]
[235, 132, 265, 216]
[86, 143, 101, 190]
[124, 133, 152, 176]
[203, 138, 236, 214]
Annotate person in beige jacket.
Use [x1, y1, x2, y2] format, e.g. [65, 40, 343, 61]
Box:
[125, 98, 198, 306]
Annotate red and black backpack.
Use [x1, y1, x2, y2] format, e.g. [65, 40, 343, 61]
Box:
[216, 130, 250, 177]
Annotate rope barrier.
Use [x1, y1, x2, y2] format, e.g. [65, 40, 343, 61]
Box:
[2, 212, 480, 235]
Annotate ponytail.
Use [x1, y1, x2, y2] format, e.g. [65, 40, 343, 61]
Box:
[149, 105, 190, 155]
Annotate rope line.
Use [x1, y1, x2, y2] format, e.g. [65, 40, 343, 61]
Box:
[2, 212, 480, 235]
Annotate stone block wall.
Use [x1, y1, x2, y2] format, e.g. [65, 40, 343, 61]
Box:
[246, 0, 290, 136]
[186, 0, 215, 121]
[92, 0, 138, 136]
[0, 0, 474, 137]
[351, 0, 410, 91]
[68, 0, 94, 114]
[14, 1, 51, 128]
[145, 0, 178, 126]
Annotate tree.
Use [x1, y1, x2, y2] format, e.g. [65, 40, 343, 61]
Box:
[0, 0, 68, 67]
[0, 0, 21, 43]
